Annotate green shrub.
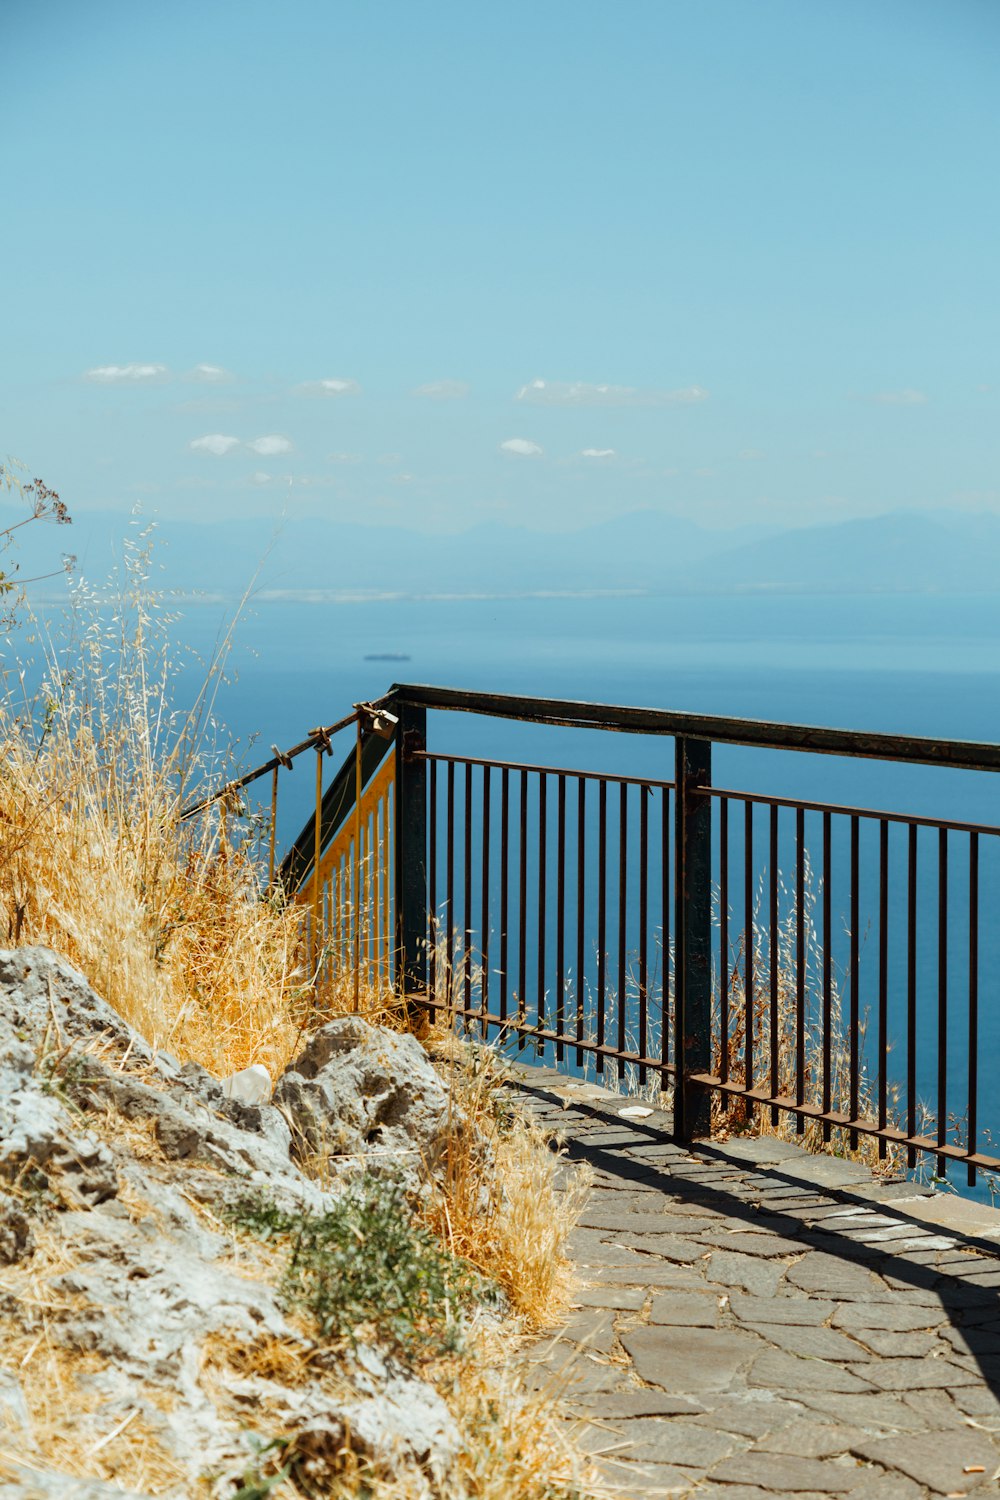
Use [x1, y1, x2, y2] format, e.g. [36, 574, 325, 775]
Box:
[229, 1171, 481, 1363]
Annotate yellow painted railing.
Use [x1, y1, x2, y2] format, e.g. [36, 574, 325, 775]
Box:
[297, 750, 395, 1001]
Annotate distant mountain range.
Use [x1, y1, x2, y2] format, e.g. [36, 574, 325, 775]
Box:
[12, 507, 1000, 602]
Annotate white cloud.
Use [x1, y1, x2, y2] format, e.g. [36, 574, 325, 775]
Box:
[248, 434, 293, 456]
[515, 378, 708, 407]
[249, 471, 274, 486]
[868, 388, 928, 406]
[85, 362, 168, 383]
[500, 437, 544, 457]
[187, 363, 234, 383]
[190, 433, 241, 456]
[738, 448, 766, 461]
[411, 379, 470, 400]
[580, 447, 616, 459]
[328, 451, 363, 464]
[391, 472, 415, 484]
[295, 378, 361, 397]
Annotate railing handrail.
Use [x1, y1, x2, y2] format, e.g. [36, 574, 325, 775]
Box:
[385, 683, 1000, 774]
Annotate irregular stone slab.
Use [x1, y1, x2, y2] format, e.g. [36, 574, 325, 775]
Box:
[756, 1417, 862, 1459]
[621, 1326, 760, 1392]
[606, 1460, 701, 1497]
[692, 1394, 806, 1439]
[785, 1251, 888, 1298]
[831, 1301, 946, 1333]
[556, 1310, 618, 1356]
[708, 1450, 864, 1491]
[841, 1473, 924, 1500]
[606, 1231, 707, 1262]
[570, 1390, 706, 1419]
[851, 1429, 1000, 1493]
[796, 1389, 924, 1429]
[579, 1416, 744, 1468]
[748, 1348, 872, 1394]
[648, 1291, 723, 1326]
[850, 1329, 941, 1358]
[856, 1355, 983, 1391]
[704, 1250, 785, 1297]
[742, 1322, 872, 1363]
[572, 1284, 648, 1311]
[696, 1230, 806, 1257]
[729, 1292, 836, 1326]
[587, 1258, 707, 1289]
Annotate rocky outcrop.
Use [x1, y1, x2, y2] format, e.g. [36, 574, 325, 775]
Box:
[0, 948, 474, 1498]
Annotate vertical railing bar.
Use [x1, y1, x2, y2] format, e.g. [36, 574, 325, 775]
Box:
[849, 814, 859, 1150]
[877, 819, 889, 1157]
[617, 780, 628, 1082]
[313, 745, 324, 980]
[937, 826, 948, 1179]
[822, 809, 832, 1142]
[537, 772, 548, 1042]
[661, 785, 670, 1084]
[597, 779, 607, 1073]
[500, 767, 509, 1025]
[353, 718, 362, 1011]
[268, 765, 279, 890]
[968, 832, 979, 1188]
[720, 796, 729, 1087]
[464, 763, 473, 1017]
[429, 760, 437, 1002]
[556, 774, 566, 1060]
[744, 800, 754, 1111]
[481, 765, 491, 1039]
[795, 805, 805, 1131]
[362, 806, 370, 992]
[638, 784, 649, 1087]
[576, 777, 586, 1069]
[907, 823, 918, 1169]
[446, 760, 455, 993]
[518, 769, 528, 1048]
[769, 803, 779, 1125]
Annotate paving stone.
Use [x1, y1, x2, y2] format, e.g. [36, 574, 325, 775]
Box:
[579, 1206, 714, 1234]
[696, 1229, 807, 1257]
[609, 1231, 709, 1262]
[605, 1459, 701, 1496]
[587, 1257, 707, 1289]
[692, 1393, 806, 1439]
[795, 1389, 924, 1429]
[555, 1309, 619, 1355]
[784, 1251, 888, 1298]
[748, 1348, 873, 1394]
[620, 1325, 760, 1392]
[851, 1429, 1000, 1493]
[901, 1388, 961, 1426]
[792, 1389, 916, 1430]
[522, 1353, 627, 1397]
[831, 1300, 947, 1333]
[741, 1321, 872, 1363]
[690, 1489, 829, 1500]
[648, 1290, 724, 1326]
[579, 1416, 745, 1467]
[850, 1328, 942, 1357]
[857, 1355, 984, 1391]
[729, 1291, 836, 1325]
[704, 1249, 786, 1296]
[841, 1473, 924, 1500]
[708, 1450, 864, 1491]
[754, 1417, 863, 1459]
[568, 1390, 707, 1420]
[571, 1283, 648, 1311]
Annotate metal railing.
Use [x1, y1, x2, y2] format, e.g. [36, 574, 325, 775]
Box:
[186, 683, 1000, 1185]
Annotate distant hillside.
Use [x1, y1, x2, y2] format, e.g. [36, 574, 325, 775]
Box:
[12, 506, 1000, 601]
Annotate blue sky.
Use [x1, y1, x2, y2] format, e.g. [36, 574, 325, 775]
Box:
[3, 0, 998, 534]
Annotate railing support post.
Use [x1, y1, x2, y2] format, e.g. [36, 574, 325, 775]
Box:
[674, 735, 713, 1142]
[394, 701, 428, 1007]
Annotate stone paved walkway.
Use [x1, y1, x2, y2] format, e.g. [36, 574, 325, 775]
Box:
[511, 1065, 1000, 1500]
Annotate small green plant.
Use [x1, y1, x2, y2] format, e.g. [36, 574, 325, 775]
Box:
[229, 1171, 481, 1362]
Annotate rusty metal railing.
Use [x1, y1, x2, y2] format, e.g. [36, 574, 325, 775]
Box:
[183, 682, 1000, 1185]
